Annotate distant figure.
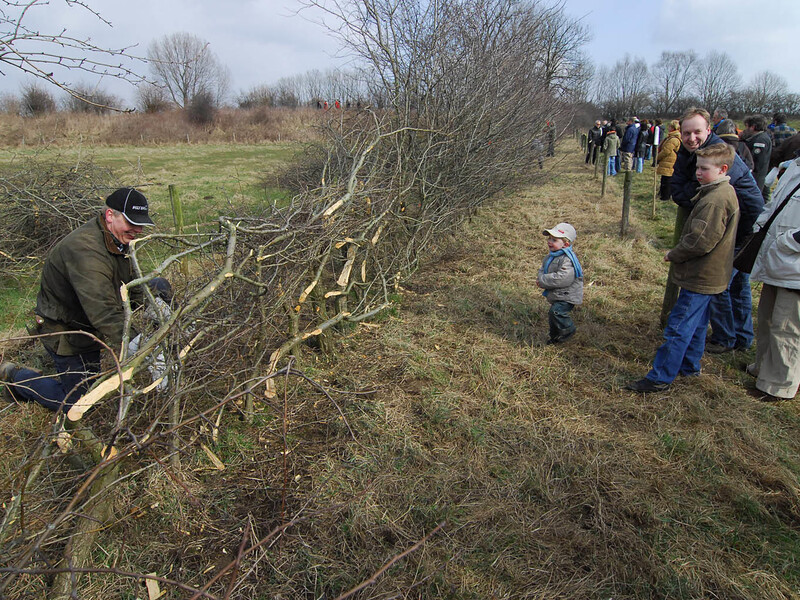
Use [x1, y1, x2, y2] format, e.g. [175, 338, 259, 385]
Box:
[741, 114, 772, 197]
[586, 120, 603, 165]
[546, 122, 555, 156]
[334, 99, 341, 110]
[716, 119, 754, 171]
[771, 112, 797, 149]
[634, 119, 649, 173]
[656, 120, 680, 200]
[537, 223, 583, 345]
[620, 117, 639, 171]
[712, 108, 730, 133]
[323, 101, 329, 110]
[531, 137, 545, 169]
[603, 128, 619, 176]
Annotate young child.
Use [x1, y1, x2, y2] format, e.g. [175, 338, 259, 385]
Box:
[537, 222, 584, 344]
[626, 143, 740, 392]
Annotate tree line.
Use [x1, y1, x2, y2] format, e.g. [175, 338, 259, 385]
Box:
[591, 50, 798, 120]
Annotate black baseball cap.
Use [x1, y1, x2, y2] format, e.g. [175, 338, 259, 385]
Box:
[105, 188, 154, 226]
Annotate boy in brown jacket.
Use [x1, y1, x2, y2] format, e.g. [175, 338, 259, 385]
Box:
[627, 144, 740, 392]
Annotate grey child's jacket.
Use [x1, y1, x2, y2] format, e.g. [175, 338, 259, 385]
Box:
[537, 253, 584, 305]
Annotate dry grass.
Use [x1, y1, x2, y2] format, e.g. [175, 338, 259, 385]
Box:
[0, 107, 321, 147]
[3, 139, 800, 599]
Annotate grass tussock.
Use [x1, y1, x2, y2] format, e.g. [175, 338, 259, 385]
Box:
[3, 140, 800, 599]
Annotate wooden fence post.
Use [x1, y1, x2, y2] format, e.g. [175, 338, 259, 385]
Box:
[620, 170, 632, 237]
[601, 151, 608, 197]
[169, 185, 189, 279]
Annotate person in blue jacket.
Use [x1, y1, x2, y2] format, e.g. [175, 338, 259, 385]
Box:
[620, 117, 639, 171]
[671, 107, 765, 354]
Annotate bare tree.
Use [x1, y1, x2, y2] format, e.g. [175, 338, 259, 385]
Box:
[147, 32, 229, 108]
[0, 0, 145, 109]
[650, 50, 697, 115]
[532, 4, 592, 99]
[694, 50, 741, 113]
[593, 54, 650, 118]
[737, 70, 789, 114]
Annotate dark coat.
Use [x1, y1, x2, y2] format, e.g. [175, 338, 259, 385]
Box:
[769, 132, 800, 168]
[670, 132, 764, 247]
[741, 130, 772, 191]
[621, 123, 639, 153]
[36, 215, 141, 355]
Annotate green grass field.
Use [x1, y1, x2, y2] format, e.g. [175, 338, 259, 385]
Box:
[0, 142, 301, 331]
[0, 142, 298, 223]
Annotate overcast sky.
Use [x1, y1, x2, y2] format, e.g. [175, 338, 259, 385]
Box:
[2, 0, 798, 108]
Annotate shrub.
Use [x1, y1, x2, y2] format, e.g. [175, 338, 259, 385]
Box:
[20, 83, 56, 117]
[185, 90, 217, 125]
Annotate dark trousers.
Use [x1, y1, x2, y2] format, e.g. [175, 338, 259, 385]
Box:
[549, 301, 576, 341]
[659, 175, 671, 200]
[10, 347, 101, 411]
[585, 144, 598, 164]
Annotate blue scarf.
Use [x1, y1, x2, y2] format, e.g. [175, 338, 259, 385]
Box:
[542, 248, 583, 296]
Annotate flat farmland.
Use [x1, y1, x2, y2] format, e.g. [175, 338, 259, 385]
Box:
[0, 142, 300, 223]
[0, 142, 302, 331]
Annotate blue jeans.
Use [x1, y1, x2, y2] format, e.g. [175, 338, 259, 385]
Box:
[614, 153, 620, 172]
[607, 156, 617, 176]
[10, 347, 101, 412]
[635, 157, 644, 173]
[707, 266, 754, 349]
[549, 301, 575, 341]
[647, 289, 712, 384]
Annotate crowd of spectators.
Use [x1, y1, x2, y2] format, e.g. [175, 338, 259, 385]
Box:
[581, 109, 800, 401]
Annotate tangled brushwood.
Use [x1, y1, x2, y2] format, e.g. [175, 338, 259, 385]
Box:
[0, 157, 118, 277]
[0, 0, 592, 597]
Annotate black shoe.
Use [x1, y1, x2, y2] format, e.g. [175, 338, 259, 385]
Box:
[625, 378, 670, 392]
[705, 343, 734, 354]
[547, 329, 576, 345]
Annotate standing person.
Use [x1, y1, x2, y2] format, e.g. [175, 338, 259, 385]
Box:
[712, 108, 730, 132]
[670, 108, 764, 355]
[613, 120, 624, 172]
[620, 117, 639, 171]
[603, 128, 620, 176]
[1, 188, 155, 411]
[651, 119, 664, 166]
[634, 119, 650, 173]
[741, 114, 772, 198]
[627, 144, 740, 392]
[745, 155, 800, 401]
[771, 112, 797, 150]
[537, 223, 583, 345]
[656, 120, 681, 200]
[716, 119, 754, 171]
[586, 120, 603, 165]
[546, 121, 556, 157]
